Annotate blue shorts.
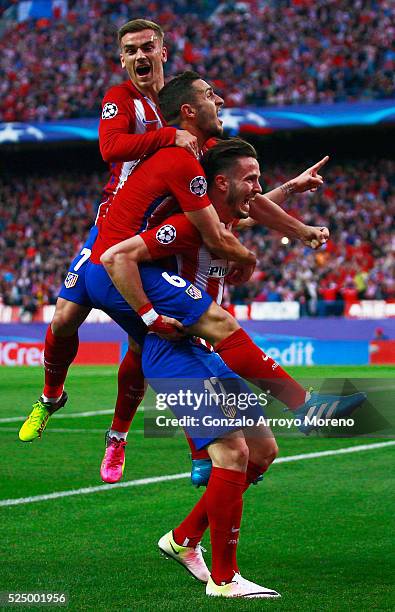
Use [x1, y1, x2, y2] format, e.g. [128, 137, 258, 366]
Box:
[142, 335, 265, 450]
[85, 262, 213, 346]
[58, 226, 98, 307]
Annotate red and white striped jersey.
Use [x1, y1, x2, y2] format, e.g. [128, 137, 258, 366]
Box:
[90, 149, 211, 264]
[96, 80, 176, 228]
[141, 213, 234, 305]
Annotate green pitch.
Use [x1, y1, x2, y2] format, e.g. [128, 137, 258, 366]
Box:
[0, 365, 394, 611]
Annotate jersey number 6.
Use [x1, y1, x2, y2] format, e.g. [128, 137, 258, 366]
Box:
[161, 271, 187, 288]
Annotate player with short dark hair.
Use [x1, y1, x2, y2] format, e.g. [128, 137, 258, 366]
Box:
[89, 133, 365, 597]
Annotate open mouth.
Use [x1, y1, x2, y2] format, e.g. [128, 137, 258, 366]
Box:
[136, 64, 151, 77]
[240, 199, 251, 214]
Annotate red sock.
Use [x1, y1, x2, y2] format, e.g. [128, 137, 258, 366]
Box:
[185, 432, 210, 460]
[174, 494, 209, 548]
[174, 461, 266, 576]
[43, 326, 79, 398]
[111, 349, 145, 433]
[207, 467, 246, 584]
[228, 460, 266, 574]
[216, 328, 306, 409]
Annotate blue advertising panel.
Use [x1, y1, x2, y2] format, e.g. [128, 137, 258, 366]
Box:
[1, 99, 394, 144]
[250, 337, 369, 366]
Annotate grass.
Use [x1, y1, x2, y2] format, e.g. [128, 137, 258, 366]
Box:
[0, 365, 394, 611]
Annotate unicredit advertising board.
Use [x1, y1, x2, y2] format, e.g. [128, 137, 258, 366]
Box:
[248, 337, 369, 366]
[1, 317, 394, 366]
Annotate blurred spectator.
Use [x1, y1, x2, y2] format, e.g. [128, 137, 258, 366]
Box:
[373, 327, 389, 340]
[1, 158, 393, 313]
[0, 0, 394, 121]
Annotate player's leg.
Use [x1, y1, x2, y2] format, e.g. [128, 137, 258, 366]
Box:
[243, 424, 278, 481]
[143, 335, 280, 598]
[188, 305, 366, 432]
[172, 425, 278, 575]
[85, 260, 153, 481]
[138, 265, 307, 410]
[100, 336, 146, 483]
[109, 337, 144, 437]
[18, 297, 90, 442]
[187, 302, 307, 409]
[205, 432, 279, 598]
[19, 229, 97, 442]
[46, 297, 91, 397]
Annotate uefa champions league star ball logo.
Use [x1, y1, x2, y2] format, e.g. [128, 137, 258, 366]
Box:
[156, 224, 177, 244]
[190, 176, 207, 196]
[102, 103, 118, 120]
[0, 123, 44, 143]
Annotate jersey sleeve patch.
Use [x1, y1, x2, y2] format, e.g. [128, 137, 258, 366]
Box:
[189, 176, 207, 197]
[156, 224, 177, 244]
[102, 102, 119, 120]
[186, 284, 202, 300]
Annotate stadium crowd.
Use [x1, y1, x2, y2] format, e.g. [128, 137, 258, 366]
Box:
[0, 172, 96, 313]
[1, 0, 394, 122]
[1, 159, 393, 316]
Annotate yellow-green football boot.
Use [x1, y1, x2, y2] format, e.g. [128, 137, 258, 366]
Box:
[19, 392, 68, 442]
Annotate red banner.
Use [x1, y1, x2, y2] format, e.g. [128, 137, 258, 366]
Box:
[0, 341, 120, 366]
[74, 342, 119, 365]
[369, 340, 395, 364]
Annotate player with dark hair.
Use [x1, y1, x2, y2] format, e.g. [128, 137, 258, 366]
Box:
[87, 132, 365, 597]
[86, 72, 364, 487]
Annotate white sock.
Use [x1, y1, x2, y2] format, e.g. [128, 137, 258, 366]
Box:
[41, 394, 63, 404]
[109, 429, 127, 441]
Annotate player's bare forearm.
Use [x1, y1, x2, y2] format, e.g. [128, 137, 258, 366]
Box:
[101, 238, 185, 340]
[265, 155, 329, 204]
[186, 207, 256, 265]
[250, 194, 305, 239]
[101, 237, 152, 311]
[209, 227, 256, 264]
[250, 195, 329, 248]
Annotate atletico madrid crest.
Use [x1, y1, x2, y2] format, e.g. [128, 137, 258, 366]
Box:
[64, 272, 79, 288]
[186, 284, 202, 300]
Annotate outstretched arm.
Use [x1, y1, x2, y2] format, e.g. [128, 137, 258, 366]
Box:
[248, 194, 329, 248]
[264, 156, 329, 205]
[237, 155, 330, 248]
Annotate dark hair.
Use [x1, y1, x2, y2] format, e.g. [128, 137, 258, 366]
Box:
[158, 71, 201, 124]
[118, 19, 164, 46]
[201, 138, 258, 186]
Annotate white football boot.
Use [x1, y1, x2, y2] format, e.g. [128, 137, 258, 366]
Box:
[158, 530, 210, 583]
[206, 572, 281, 598]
